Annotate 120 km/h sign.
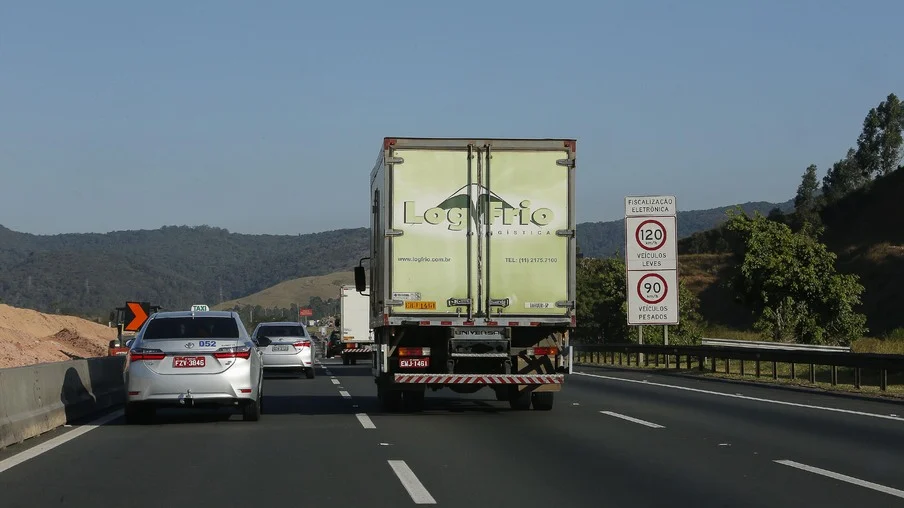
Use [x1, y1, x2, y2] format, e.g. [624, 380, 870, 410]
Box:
[625, 216, 677, 271]
[627, 270, 678, 325]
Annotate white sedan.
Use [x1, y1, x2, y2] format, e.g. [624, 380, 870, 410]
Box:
[251, 321, 316, 379]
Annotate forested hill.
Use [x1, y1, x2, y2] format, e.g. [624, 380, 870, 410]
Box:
[0, 197, 791, 317]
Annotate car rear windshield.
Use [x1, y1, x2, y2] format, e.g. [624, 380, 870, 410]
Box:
[258, 325, 306, 338]
[143, 317, 240, 340]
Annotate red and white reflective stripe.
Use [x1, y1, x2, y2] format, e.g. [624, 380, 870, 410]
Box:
[342, 348, 372, 354]
[393, 374, 564, 384]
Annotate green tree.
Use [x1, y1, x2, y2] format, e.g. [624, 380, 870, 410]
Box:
[822, 148, 867, 202]
[725, 209, 867, 345]
[793, 164, 821, 231]
[855, 93, 903, 178]
[576, 257, 703, 345]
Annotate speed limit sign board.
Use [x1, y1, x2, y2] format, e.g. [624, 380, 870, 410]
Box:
[627, 270, 679, 325]
[625, 195, 679, 325]
[626, 216, 677, 271]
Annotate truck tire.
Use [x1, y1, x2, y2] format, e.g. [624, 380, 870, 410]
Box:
[402, 391, 425, 412]
[378, 380, 403, 412]
[493, 387, 508, 401]
[508, 389, 532, 411]
[343, 355, 350, 365]
[531, 392, 554, 411]
[351, 356, 357, 365]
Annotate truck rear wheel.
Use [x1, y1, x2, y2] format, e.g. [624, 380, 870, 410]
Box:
[343, 355, 350, 365]
[508, 388, 532, 411]
[378, 380, 403, 412]
[531, 392, 555, 411]
[402, 391, 425, 412]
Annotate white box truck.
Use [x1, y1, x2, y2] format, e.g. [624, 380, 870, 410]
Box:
[339, 284, 374, 365]
[353, 137, 575, 412]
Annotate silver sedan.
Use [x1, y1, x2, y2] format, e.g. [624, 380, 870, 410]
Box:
[124, 310, 263, 424]
[251, 322, 316, 379]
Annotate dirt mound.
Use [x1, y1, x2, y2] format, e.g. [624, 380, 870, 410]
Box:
[0, 304, 116, 369]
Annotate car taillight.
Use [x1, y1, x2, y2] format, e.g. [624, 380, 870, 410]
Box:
[214, 346, 252, 360]
[398, 347, 431, 357]
[129, 349, 165, 361]
[533, 347, 559, 356]
[293, 340, 312, 348]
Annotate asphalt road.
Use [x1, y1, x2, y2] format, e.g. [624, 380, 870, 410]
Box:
[2, 360, 904, 507]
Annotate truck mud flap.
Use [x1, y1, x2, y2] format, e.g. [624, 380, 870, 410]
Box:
[393, 374, 564, 385]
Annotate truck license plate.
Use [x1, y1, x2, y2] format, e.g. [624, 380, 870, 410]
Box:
[399, 358, 429, 368]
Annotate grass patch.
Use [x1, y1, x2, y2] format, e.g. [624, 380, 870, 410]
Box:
[214, 270, 354, 310]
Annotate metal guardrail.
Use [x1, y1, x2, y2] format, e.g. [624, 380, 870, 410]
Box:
[701, 337, 852, 353]
[573, 344, 904, 392]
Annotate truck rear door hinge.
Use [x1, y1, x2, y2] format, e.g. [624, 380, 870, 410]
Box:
[556, 300, 575, 309]
[386, 229, 404, 237]
[387, 156, 405, 164]
[556, 158, 575, 168]
[488, 298, 510, 308]
[556, 229, 575, 237]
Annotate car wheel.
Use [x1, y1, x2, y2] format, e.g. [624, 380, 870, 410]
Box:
[243, 397, 261, 422]
[306, 367, 315, 379]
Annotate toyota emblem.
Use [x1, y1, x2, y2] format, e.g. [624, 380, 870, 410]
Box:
[184, 342, 194, 349]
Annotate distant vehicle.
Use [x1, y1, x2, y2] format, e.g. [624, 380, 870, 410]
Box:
[326, 331, 343, 358]
[339, 285, 373, 365]
[251, 322, 316, 379]
[123, 308, 263, 424]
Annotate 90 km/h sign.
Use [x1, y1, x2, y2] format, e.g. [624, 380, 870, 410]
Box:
[636, 273, 667, 304]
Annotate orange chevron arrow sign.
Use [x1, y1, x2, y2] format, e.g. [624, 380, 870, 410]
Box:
[124, 301, 150, 331]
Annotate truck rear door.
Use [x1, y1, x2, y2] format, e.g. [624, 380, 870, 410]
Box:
[387, 139, 575, 320]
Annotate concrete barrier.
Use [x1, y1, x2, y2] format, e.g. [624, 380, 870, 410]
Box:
[0, 356, 126, 449]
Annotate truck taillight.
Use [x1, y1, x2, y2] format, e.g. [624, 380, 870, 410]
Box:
[128, 349, 165, 361]
[398, 347, 431, 357]
[214, 346, 252, 360]
[533, 347, 558, 356]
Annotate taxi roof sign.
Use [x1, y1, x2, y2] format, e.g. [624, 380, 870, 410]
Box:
[190, 304, 210, 312]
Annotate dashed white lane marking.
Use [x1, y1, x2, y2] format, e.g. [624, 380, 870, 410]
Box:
[576, 371, 904, 422]
[339, 390, 351, 399]
[331, 379, 341, 385]
[388, 460, 437, 504]
[600, 410, 665, 429]
[356, 413, 376, 429]
[775, 460, 904, 499]
[0, 410, 122, 474]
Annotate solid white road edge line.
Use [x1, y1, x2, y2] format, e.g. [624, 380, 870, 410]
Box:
[356, 413, 376, 429]
[575, 371, 904, 422]
[0, 409, 123, 475]
[339, 390, 351, 399]
[388, 460, 437, 504]
[775, 460, 904, 499]
[600, 410, 665, 428]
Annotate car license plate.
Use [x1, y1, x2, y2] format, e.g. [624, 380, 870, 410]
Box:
[173, 356, 206, 368]
[399, 358, 429, 368]
[272, 345, 290, 352]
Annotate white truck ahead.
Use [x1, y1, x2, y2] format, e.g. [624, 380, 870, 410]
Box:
[339, 284, 374, 365]
[354, 137, 576, 412]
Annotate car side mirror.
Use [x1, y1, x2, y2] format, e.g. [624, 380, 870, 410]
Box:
[354, 266, 366, 292]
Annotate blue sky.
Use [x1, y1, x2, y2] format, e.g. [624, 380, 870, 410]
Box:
[1, 0, 902, 235]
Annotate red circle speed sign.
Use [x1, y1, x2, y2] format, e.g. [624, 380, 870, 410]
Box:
[635, 219, 667, 251]
[636, 273, 668, 304]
